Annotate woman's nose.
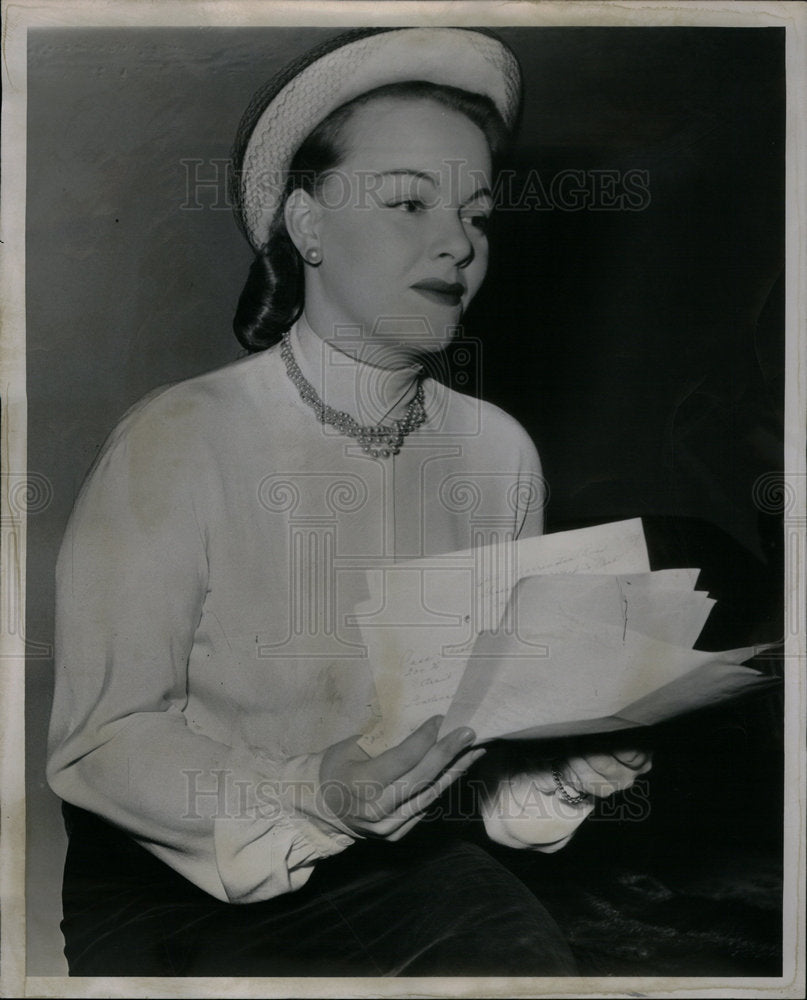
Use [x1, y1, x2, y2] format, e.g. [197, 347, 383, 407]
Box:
[430, 210, 474, 267]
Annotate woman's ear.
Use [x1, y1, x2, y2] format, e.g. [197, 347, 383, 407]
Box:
[284, 188, 323, 258]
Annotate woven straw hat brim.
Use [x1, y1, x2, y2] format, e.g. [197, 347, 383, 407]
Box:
[231, 27, 522, 251]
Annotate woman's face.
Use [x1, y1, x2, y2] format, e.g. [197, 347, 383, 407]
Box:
[301, 97, 494, 360]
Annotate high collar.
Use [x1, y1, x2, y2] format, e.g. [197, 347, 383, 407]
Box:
[287, 315, 424, 426]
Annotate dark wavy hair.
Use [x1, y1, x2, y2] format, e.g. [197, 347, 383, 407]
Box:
[232, 81, 510, 352]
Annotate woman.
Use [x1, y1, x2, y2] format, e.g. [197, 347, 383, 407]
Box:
[47, 27, 651, 977]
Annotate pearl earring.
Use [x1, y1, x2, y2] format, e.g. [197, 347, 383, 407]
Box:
[304, 247, 322, 265]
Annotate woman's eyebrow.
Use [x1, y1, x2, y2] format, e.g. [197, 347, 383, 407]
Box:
[461, 185, 493, 206]
[376, 171, 493, 205]
[376, 169, 438, 185]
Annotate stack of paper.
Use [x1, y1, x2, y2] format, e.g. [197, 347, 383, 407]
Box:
[354, 519, 773, 755]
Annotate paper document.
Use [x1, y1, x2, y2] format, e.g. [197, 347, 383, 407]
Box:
[356, 520, 774, 755]
[356, 519, 650, 752]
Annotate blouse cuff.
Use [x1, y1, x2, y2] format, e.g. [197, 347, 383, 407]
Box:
[481, 770, 594, 853]
[212, 746, 353, 904]
[276, 750, 358, 840]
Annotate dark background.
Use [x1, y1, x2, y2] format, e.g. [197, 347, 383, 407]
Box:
[26, 26, 785, 974]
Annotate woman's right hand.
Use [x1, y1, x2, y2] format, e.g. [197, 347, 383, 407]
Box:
[318, 716, 485, 841]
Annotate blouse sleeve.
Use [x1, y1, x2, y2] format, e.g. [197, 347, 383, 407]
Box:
[480, 425, 592, 851]
[47, 394, 353, 904]
[512, 419, 546, 541]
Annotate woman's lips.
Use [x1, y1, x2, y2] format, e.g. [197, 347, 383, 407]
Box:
[410, 281, 464, 307]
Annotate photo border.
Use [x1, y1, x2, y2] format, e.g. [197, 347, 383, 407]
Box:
[2, 1, 804, 997]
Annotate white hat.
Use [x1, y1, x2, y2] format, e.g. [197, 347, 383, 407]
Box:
[231, 27, 522, 251]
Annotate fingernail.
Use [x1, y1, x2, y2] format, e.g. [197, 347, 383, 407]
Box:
[456, 727, 476, 746]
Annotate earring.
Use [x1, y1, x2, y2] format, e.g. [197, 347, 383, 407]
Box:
[304, 247, 322, 265]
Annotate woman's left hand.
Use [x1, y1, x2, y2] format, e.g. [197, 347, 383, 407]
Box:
[555, 748, 653, 800]
[480, 746, 653, 853]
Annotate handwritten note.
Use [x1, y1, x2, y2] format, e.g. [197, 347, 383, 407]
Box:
[357, 519, 651, 753]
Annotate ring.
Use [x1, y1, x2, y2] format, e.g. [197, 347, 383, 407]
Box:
[551, 762, 591, 806]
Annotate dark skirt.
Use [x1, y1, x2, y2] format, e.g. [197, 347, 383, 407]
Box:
[60, 802, 578, 977]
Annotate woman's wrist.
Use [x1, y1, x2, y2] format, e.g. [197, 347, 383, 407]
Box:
[481, 767, 594, 850]
[551, 761, 592, 806]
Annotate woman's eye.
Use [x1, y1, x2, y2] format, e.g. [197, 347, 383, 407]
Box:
[389, 199, 425, 214]
[462, 213, 491, 234]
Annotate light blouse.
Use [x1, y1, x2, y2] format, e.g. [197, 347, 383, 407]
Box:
[47, 318, 592, 905]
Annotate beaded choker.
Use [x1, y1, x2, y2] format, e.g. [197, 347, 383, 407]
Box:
[280, 332, 427, 458]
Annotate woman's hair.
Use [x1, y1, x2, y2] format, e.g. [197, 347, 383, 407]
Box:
[233, 81, 510, 352]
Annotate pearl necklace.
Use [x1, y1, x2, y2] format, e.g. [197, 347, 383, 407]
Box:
[280, 332, 427, 458]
